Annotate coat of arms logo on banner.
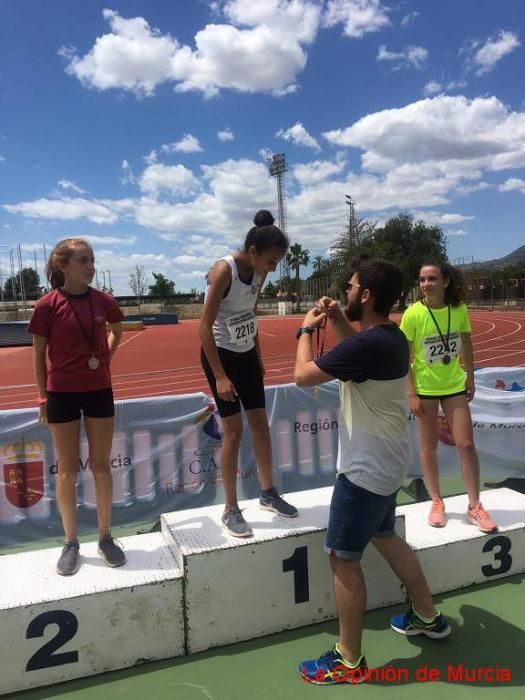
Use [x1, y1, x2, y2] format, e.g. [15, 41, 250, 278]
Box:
[2, 438, 45, 508]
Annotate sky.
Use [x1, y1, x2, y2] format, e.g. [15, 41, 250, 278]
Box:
[1, 0, 524, 294]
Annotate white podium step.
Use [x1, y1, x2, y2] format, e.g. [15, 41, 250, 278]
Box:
[399, 488, 525, 594]
[161, 487, 406, 653]
[2, 486, 524, 694]
[0, 533, 184, 695]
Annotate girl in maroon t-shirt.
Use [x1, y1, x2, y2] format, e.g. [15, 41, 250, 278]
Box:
[28, 238, 125, 575]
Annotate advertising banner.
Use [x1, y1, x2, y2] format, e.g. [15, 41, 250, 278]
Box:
[1, 369, 523, 546]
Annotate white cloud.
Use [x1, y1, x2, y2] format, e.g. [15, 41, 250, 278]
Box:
[423, 80, 442, 96]
[406, 46, 428, 69]
[135, 158, 274, 239]
[58, 179, 87, 194]
[3, 197, 120, 224]
[446, 229, 468, 236]
[60, 5, 322, 98]
[446, 80, 467, 90]
[139, 163, 199, 197]
[161, 134, 203, 154]
[293, 96, 525, 229]
[324, 0, 390, 38]
[377, 44, 428, 70]
[224, 0, 321, 43]
[61, 10, 177, 97]
[0, 155, 5, 162]
[400, 11, 418, 28]
[98, 198, 136, 216]
[258, 147, 273, 161]
[499, 178, 525, 194]
[173, 254, 207, 266]
[143, 149, 158, 164]
[423, 79, 467, 98]
[471, 30, 520, 76]
[376, 45, 404, 62]
[91, 249, 187, 295]
[411, 210, 475, 225]
[323, 95, 525, 175]
[455, 181, 490, 196]
[218, 129, 234, 142]
[275, 122, 320, 150]
[135, 196, 224, 236]
[293, 158, 346, 185]
[121, 159, 137, 186]
[80, 234, 138, 245]
[17, 242, 51, 252]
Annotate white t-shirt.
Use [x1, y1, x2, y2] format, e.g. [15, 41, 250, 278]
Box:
[315, 324, 410, 496]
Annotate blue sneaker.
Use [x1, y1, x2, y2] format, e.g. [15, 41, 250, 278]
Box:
[299, 646, 368, 685]
[390, 606, 451, 639]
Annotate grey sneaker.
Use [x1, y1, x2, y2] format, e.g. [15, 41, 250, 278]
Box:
[98, 535, 126, 567]
[222, 508, 253, 537]
[260, 488, 298, 517]
[56, 541, 80, 576]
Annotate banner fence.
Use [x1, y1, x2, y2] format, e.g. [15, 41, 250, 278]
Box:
[1, 368, 524, 546]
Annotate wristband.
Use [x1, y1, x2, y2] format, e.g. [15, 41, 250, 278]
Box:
[296, 326, 315, 340]
[36, 396, 48, 406]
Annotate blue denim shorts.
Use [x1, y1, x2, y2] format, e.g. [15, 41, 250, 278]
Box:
[324, 474, 398, 561]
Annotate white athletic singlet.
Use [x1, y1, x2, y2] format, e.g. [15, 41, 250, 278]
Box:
[206, 255, 263, 353]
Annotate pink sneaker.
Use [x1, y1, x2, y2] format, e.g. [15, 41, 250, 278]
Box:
[428, 497, 446, 527]
[467, 502, 498, 533]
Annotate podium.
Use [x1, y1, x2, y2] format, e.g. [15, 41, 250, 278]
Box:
[397, 488, 525, 594]
[1, 487, 524, 694]
[161, 487, 405, 653]
[0, 533, 184, 694]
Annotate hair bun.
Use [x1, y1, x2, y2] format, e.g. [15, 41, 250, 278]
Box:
[253, 209, 274, 227]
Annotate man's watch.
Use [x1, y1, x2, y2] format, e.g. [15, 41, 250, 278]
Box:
[296, 326, 315, 340]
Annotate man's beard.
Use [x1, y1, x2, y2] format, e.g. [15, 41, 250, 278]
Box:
[344, 299, 363, 322]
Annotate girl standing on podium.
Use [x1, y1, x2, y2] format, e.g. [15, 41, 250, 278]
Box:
[200, 210, 298, 537]
[400, 261, 498, 533]
[28, 239, 126, 575]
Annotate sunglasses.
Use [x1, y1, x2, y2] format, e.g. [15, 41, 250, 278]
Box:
[345, 280, 362, 291]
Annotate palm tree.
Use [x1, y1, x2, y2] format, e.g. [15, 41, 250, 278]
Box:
[312, 255, 325, 272]
[286, 242, 310, 311]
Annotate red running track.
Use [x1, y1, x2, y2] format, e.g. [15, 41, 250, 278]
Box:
[1, 312, 524, 411]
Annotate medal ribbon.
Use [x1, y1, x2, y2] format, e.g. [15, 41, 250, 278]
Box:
[62, 289, 97, 357]
[424, 302, 451, 355]
[315, 316, 327, 359]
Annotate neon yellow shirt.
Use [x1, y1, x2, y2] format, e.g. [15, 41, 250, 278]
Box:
[400, 301, 471, 396]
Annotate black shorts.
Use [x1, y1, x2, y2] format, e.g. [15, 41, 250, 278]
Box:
[46, 388, 115, 423]
[417, 390, 467, 400]
[201, 346, 265, 418]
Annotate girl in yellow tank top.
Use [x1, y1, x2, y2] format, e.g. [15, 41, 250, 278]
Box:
[400, 261, 497, 534]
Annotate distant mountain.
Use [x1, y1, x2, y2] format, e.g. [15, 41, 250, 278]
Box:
[462, 244, 525, 270]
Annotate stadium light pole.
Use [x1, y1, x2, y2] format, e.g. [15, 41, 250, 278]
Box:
[267, 153, 288, 294]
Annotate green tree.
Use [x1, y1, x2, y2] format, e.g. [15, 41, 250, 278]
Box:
[149, 272, 176, 304]
[373, 214, 448, 309]
[312, 255, 325, 272]
[261, 280, 277, 298]
[285, 243, 310, 311]
[3, 267, 41, 300]
[129, 265, 148, 310]
[329, 216, 377, 296]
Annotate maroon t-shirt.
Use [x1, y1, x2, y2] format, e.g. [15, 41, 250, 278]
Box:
[28, 288, 124, 392]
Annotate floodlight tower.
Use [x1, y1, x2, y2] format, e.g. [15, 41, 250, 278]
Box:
[345, 194, 359, 247]
[268, 153, 289, 284]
